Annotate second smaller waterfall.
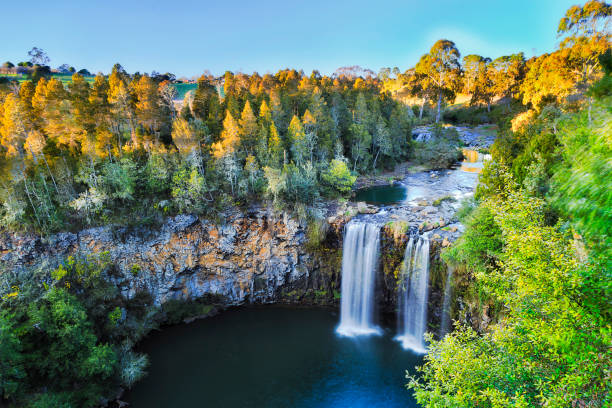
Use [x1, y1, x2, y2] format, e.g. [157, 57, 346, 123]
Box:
[395, 235, 430, 353]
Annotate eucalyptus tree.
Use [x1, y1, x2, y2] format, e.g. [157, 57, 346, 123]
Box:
[415, 39, 462, 122]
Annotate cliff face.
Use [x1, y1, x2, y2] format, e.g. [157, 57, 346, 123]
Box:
[0, 210, 342, 307]
[0, 207, 490, 334]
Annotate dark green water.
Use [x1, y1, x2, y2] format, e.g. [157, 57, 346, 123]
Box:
[125, 306, 422, 408]
[354, 184, 407, 205]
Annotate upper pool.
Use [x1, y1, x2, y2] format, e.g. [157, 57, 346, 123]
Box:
[354, 184, 407, 205]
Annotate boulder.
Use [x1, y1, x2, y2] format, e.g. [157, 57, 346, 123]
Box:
[357, 202, 378, 214]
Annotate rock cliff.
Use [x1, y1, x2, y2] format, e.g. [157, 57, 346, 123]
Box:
[0, 203, 491, 335]
[0, 209, 342, 307]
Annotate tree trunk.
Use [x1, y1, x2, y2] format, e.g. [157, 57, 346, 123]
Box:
[435, 91, 442, 123]
[373, 149, 380, 170]
[487, 100, 491, 113]
[23, 178, 42, 229]
[419, 99, 425, 120]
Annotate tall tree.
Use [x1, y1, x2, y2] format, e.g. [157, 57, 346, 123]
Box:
[415, 39, 462, 122]
[490, 53, 525, 108]
[462, 55, 495, 110]
[238, 100, 258, 154]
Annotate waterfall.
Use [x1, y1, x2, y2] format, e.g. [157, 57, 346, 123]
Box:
[336, 222, 382, 337]
[395, 235, 430, 353]
[440, 266, 454, 338]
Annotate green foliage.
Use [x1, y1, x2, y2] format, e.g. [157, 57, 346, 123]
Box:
[171, 164, 208, 213]
[160, 299, 214, 325]
[321, 159, 356, 193]
[410, 189, 611, 407]
[551, 97, 612, 259]
[432, 195, 456, 206]
[442, 204, 503, 276]
[0, 313, 25, 399]
[0, 254, 160, 406]
[412, 127, 463, 169]
[25, 288, 118, 406]
[306, 216, 329, 250]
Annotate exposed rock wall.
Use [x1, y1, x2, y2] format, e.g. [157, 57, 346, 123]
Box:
[0, 209, 342, 307]
[0, 207, 490, 334]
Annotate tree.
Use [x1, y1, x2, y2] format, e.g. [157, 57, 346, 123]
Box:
[267, 122, 283, 168]
[415, 39, 462, 122]
[238, 100, 258, 154]
[490, 53, 525, 107]
[307, 87, 333, 159]
[348, 123, 371, 171]
[171, 165, 207, 212]
[557, 0, 611, 37]
[372, 117, 391, 169]
[26, 288, 118, 406]
[522, 1, 610, 109]
[133, 74, 162, 142]
[212, 111, 240, 159]
[0, 313, 24, 400]
[158, 80, 178, 120]
[288, 115, 309, 166]
[462, 54, 495, 110]
[244, 154, 260, 193]
[321, 159, 356, 193]
[212, 111, 242, 195]
[28, 47, 50, 66]
[57, 64, 72, 73]
[0, 94, 28, 158]
[400, 68, 436, 119]
[108, 65, 136, 147]
[301, 109, 318, 162]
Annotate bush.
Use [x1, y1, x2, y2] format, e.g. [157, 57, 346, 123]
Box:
[412, 137, 463, 169]
[321, 159, 356, 194]
[306, 216, 329, 250]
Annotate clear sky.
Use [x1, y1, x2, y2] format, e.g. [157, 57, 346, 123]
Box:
[1, 0, 579, 78]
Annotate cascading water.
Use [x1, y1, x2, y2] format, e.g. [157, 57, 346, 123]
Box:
[439, 266, 454, 338]
[336, 222, 382, 337]
[395, 235, 430, 353]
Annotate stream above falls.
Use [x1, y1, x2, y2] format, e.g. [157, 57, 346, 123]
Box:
[354, 164, 479, 207]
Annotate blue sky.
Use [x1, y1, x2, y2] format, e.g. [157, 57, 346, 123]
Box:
[1, 0, 578, 77]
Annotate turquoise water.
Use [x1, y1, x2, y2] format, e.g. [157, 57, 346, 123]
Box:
[125, 306, 422, 408]
[354, 184, 407, 205]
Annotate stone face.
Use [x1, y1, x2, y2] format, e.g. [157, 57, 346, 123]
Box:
[0, 209, 342, 307]
[357, 201, 378, 214]
[0, 205, 490, 336]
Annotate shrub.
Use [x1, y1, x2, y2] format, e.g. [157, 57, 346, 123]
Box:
[321, 159, 356, 194]
[306, 216, 329, 250]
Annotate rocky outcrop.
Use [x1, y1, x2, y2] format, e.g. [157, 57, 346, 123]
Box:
[0, 209, 343, 307]
[412, 124, 496, 149]
[0, 200, 488, 335]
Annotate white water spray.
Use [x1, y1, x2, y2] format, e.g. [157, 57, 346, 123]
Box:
[395, 235, 430, 353]
[336, 222, 382, 337]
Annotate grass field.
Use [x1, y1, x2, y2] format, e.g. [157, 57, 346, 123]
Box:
[173, 83, 198, 100]
[0, 73, 95, 85]
[1, 74, 198, 101]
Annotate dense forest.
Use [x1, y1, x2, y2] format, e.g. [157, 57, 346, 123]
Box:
[0, 0, 610, 407]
